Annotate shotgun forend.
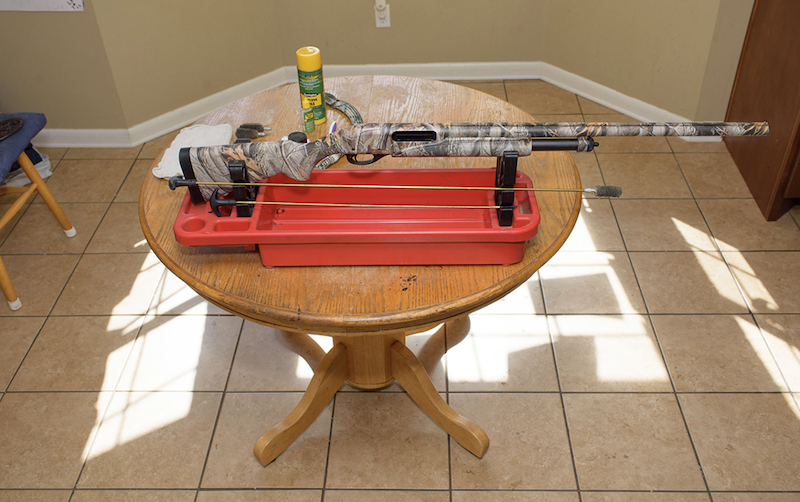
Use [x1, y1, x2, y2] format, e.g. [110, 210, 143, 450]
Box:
[183, 121, 769, 201]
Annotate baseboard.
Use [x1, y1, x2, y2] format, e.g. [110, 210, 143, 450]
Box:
[33, 61, 717, 147]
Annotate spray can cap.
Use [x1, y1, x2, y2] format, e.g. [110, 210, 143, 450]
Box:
[296, 46, 321, 72]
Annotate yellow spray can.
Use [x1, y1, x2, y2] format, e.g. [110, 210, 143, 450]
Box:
[296, 46, 326, 130]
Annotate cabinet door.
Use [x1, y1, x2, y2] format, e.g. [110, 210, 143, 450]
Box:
[725, 0, 800, 220]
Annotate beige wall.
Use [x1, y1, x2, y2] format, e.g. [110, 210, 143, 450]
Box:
[0, 0, 126, 128]
[91, 0, 285, 127]
[0, 0, 753, 131]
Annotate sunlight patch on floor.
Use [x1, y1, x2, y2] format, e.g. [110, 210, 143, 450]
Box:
[87, 316, 206, 459]
[550, 314, 669, 384]
[447, 316, 550, 384]
[84, 391, 194, 460]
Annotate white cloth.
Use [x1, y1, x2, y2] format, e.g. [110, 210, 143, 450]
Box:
[151, 124, 233, 179]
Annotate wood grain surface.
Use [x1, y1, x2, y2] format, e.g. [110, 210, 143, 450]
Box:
[140, 76, 581, 335]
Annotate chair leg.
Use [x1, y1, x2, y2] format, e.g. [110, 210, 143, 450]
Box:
[17, 152, 76, 237]
[0, 255, 21, 310]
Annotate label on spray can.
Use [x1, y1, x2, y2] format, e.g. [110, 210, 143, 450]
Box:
[298, 68, 325, 124]
[302, 107, 315, 133]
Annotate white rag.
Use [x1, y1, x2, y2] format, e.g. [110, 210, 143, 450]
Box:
[151, 124, 233, 178]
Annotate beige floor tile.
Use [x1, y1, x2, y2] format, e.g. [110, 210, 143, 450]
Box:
[653, 314, 786, 392]
[37, 159, 134, 203]
[667, 136, 729, 153]
[550, 315, 671, 392]
[326, 392, 449, 489]
[9, 315, 142, 391]
[115, 315, 240, 391]
[0, 254, 80, 316]
[450, 393, 575, 490]
[534, 114, 585, 122]
[147, 269, 230, 316]
[560, 199, 625, 252]
[0, 203, 25, 241]
[472, 272, 544, 314]
[201, 393, 330, 488]
[725, 251, 800, 314]
[0, 392, 111, 488]
[540, 251, 646, 314]
[596, 153, 691, 198]
[37, 147, 69, 163]
[0, 317, 45, 389]
[64, 146, 142, 160]
[680, 393, 800, 491]
[698, 198, 800, 251]
[325, 490, 449, 502]
[447, 314, 557, 391]
[0, 491, 72, 502]
[228, 323, 335, 392]
[116, 159, 155, 203]
[629, 251, 748, 314]
[711, 494, 800, 502]
[589, 115, 672, 154]
[674, 153, 751, 198]
[52, 253, 164, 316]
[448, 80, 507, 101]
[196, 491, 322, 502]
[139, 129, 181, 160]
[86, 203, 150, 253]
[578, 96, 618, 115]
[454, 492, 579, 502]
[564, 394, 706, 491]
[613, 199, 715, 251]
[581, 493, 709, 502]
[569, 152, 605, 188]
[71, 490, 196, 502]
[79, 391, 221, 488]
[0, 185, 33, 204]
[505, 80, 582, 115]
[0, 202, 107, 254]
[755, 314, 800, 391]
[790, 205, 800, 224]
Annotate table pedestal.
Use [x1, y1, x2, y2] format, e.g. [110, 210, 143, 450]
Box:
[254, 316, 487, 465]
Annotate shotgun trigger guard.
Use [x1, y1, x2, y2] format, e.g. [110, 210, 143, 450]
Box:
[346, 154, 388, 165]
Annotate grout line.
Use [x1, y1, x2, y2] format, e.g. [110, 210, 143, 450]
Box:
[320, 391, 338, 502]
[1, 317, 47, 393]
[444, 321, 453, 502]
[195, 318, 246, 501]
[547, 309, 583, 499]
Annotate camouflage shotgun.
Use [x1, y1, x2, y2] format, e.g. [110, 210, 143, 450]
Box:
[178, 121, 769, 201]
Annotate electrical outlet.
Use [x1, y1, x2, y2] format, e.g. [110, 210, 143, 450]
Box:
[375, 2, 390, 28]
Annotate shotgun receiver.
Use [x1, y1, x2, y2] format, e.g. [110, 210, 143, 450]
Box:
[179, 121, 769, 201]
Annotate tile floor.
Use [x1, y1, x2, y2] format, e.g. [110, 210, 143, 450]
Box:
[2, 79, 800, 501]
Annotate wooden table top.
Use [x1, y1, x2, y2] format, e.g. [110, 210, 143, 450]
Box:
[140, 75, 581, 335]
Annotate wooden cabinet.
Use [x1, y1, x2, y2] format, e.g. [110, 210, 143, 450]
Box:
[725, 0, 800, 220]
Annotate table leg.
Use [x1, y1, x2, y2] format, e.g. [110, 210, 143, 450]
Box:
[254, 315, 488, 465]
[274, 330, 326, 370]
[253, 342, 348, 466]
[416, 316, 471, 374]
[391, 340, 490, 458]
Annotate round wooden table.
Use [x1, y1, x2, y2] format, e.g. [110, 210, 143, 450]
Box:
[140, 75, 581, 465]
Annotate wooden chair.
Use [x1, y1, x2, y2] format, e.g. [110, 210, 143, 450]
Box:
[0, 113, 75, 310]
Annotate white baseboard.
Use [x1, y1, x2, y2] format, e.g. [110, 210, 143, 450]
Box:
[33, 61, 717, 147]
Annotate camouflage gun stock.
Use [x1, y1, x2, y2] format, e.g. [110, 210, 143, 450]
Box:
[181, 121, 768, 201]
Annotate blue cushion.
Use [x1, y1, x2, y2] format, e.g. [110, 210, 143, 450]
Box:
[0, 113, 47, 184]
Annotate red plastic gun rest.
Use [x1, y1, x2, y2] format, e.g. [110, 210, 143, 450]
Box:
[173, 168, 540, 267]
